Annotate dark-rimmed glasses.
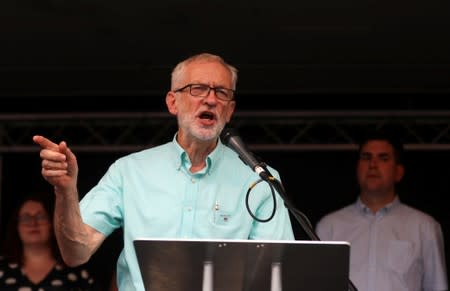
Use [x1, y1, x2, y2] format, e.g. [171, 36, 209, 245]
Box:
[174, 83, 235, 101]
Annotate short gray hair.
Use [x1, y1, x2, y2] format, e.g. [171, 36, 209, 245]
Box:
[171, 53, 238, 90]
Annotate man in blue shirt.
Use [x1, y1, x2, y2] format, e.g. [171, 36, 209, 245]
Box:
[33, 53, 295, 291]
[315, 129, 448, 291]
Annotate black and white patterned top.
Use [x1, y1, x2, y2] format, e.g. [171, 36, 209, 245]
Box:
[0, 256, 94, 291]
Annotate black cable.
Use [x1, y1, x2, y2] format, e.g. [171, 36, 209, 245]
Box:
[245, 178, 277, 223]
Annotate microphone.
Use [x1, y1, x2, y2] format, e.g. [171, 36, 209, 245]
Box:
[220, 127, 270, 180]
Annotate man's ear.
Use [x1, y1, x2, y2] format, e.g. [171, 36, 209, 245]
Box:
[166, 91, 177, 115]
[395, 164, 405, 183]
[225, 101, 236, 122]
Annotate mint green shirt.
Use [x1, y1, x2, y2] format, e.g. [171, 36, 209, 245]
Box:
[80, 135, 294, 291]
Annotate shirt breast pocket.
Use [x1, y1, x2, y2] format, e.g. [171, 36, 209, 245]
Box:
[212, 210, 232, 226]
[387, 240, 415, 273]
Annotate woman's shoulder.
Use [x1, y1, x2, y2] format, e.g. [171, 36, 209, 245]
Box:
[0, 255, 19, 270]
[0, 256, 23, 289]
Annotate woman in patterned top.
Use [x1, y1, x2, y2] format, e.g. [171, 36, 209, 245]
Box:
[0, 191, 95, 291]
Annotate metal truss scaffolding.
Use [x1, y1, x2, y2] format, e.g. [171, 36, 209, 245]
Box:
[1, 111, 450, 153]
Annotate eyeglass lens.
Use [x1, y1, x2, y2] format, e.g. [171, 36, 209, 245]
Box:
[19, 214, 49, 225]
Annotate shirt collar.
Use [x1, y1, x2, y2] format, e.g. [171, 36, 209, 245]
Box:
[355, 195, 400, 215]
[170, 133, 225, 176]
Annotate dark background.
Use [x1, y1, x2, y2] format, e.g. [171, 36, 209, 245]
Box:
[1, 0, 450, 100]
[1, 0, 450, 289]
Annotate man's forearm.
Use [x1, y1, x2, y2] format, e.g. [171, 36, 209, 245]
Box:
[53, 188, 93, 267]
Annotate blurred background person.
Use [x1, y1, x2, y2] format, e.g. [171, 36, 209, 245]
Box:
[316, 129, 448, 291]
[0, 191, 95, 290]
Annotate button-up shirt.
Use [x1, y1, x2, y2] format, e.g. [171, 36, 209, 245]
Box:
[80, 135, 294, 291]
[316, 196, 448, 291]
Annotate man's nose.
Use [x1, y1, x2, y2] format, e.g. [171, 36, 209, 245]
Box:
[204, 88, 218, 102]
[368, 158, 378, 167]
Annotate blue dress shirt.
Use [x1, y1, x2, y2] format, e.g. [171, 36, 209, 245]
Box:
[80, 135, 294, 291]
[316, 196, 448, 291]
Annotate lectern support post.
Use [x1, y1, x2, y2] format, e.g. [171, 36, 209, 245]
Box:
[202, 260, 214, 291]
[270, 262, 283, 291]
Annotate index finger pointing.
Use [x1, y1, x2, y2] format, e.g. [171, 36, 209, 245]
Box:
[33, 135, 60, 151]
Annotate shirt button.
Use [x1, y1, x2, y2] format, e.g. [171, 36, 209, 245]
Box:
[187, 207, 192, 212]
[191, 178, 196, 183]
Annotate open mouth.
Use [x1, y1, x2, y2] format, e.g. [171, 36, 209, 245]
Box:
[199, 111, 215, 120]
